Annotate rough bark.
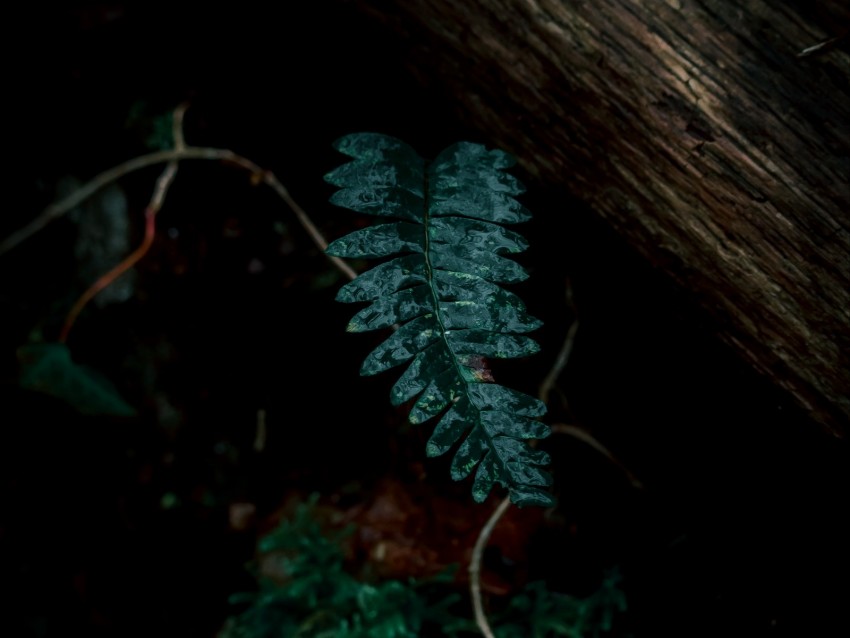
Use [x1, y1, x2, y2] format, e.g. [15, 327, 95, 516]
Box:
[354, 0, 850, 436]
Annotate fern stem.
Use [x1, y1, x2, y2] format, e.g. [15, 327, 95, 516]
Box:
[468, 308, 582, 637]
[469, 494, 512, 638]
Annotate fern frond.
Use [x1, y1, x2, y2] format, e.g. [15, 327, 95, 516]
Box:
[326, 133, 552, 507]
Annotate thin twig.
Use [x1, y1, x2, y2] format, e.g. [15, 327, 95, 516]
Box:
[466, 277, 642, 637]
[469, 298, 573, 636]
[468, 294, 581, 637]
[536, 285, 641, 487]
[797, 32, 847, 58]
[172, 102, 188, 151]
[538, 280, 578, 407]
[57, 104, 193, 342]
[466, 422, 641, 637]
[0, 145, 357, 282]
[469, 494, 511, 638]
[538, 318, 579, 406]
[58, 160, 179, 343]
[550, 423, 643, 489]
[259, 170, 356, 279]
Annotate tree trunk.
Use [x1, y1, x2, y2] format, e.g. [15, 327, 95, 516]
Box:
[354, 0, 850, 436]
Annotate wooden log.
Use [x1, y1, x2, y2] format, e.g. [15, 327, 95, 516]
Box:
[354, 0, 850, 436]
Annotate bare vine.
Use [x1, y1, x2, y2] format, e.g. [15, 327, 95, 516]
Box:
[0, 109, 356, 282]
[468, 282, 640, 637]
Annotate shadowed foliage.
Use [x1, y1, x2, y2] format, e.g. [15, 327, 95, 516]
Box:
[326, 133, 552, 507]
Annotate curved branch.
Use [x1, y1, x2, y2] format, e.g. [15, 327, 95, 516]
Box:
[58, 160, 178, 343]
[538, 281, 578, 408]
[469, 494, 511, 638]
[0, 146, 357, 282]
[549, 423, 643, 490]
[58, 102, 191, 343]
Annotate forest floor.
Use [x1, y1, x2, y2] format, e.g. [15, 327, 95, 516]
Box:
[2, 3, 848, 637]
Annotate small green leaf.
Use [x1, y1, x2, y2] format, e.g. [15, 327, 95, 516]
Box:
[389, 347, 452, 406]
[480, 412, 550, 439]
[17, 343, 136, 417]
[508, 485, 556, 508]
[429, 217, 528, 254]
[328, 186, 424, 222]
[335, 255, 426, 303]
[439, 299, 540, 333]
[326, 222, 424, 259]
[430, 188, 532, 224]
[472, 454, 500, 503]
[348, 286, 431, 332]
[446, 331, 540, 358]
[333, 132, 422, 165]
[430, 243, 529, 283]
[426, 400, 472, 457]
[325, 159, 423, 196]
[432, 141, 517, 174]
[409, 370, 461, 424]
[450, 427, 488, 481]
[467, 384, 547, 417]
[360, 315, 440, 375]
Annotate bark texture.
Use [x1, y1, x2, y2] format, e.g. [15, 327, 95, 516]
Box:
[355, 0, 850, 436]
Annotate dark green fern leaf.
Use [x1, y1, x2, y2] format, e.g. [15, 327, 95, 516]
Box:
[326, 133, 552, 507]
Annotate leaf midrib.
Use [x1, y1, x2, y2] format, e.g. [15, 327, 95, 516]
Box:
[422, 161, 507, 486]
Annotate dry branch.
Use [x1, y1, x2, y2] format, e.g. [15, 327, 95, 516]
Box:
[1, 147, 356, 282]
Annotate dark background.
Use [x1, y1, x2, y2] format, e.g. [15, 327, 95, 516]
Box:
[2, 2, 848, 637]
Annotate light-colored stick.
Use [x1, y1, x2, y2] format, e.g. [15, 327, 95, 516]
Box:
[0, 144, 356, 282]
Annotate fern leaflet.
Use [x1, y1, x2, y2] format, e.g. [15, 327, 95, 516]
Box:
[326, 133, 552, 507]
